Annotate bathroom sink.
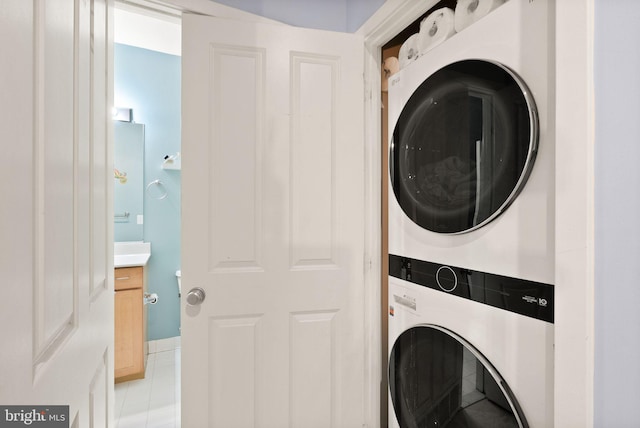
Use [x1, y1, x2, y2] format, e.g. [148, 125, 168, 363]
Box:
[114, 241, 151, 268]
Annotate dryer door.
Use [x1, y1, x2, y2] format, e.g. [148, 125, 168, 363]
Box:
[390, 60, 538, 234]
[389, 325, 527, 428]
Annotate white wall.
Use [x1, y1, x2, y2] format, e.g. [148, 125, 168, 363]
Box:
[114, 6, 181, 55]
[594, 0, 640, 425]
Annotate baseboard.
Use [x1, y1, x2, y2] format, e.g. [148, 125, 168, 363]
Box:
[147, 335, 181, 354]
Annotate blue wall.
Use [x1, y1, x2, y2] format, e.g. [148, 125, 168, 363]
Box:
[594, 1, 640, 426]
[114, 43, 181, 340]
[346, 0, 385, 32]
[211, 0, 385, 32]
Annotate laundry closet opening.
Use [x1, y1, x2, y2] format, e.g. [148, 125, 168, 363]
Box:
[112, 3, 182, 426]
[382, 0, 555, 427]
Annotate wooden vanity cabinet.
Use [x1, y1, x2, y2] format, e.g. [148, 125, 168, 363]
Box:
[114, 266, 146, 382]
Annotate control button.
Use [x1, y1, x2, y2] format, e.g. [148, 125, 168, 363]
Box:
[401, 257, 412, 281]
[436, 266, 457, 292]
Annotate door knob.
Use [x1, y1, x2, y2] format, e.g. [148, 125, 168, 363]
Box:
[186, 287, 206, 306]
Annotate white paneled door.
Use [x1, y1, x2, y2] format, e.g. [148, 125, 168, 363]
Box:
[182, 14, 367, 427]
[0, 0, 114, 427]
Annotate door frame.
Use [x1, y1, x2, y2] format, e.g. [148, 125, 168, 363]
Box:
[356, 2, 454, 424]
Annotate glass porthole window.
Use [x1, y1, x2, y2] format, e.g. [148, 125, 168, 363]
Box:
[390, 60, 538, 234]
[389, 325, 527, 428]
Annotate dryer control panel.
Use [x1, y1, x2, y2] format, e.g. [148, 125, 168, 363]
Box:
[389, 254, 554, 323]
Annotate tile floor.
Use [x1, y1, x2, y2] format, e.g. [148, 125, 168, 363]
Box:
[114, 348, 181, 428]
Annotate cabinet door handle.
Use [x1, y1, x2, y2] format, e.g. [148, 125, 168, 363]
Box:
[115, 276, 130, 280]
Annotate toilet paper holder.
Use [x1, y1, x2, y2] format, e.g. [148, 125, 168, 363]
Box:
[144, 292, 158, 305]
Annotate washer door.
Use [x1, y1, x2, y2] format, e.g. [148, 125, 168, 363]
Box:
[389, 325, 527, 428]
[390, 60, 538, 234]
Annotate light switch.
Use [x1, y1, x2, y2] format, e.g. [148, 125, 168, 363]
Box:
[137, 215, 144, 225]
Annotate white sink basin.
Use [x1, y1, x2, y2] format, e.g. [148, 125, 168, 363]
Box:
[114, 241, 151, 268]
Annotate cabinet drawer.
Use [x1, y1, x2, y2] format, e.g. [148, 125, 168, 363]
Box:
[114, 267, 143, 290]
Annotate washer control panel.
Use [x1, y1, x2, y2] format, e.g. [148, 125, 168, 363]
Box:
[389, 254, 554, 323]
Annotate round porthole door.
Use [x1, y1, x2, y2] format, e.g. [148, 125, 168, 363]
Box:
[389, 325, 527, 428]
[390, 60, 538, 234]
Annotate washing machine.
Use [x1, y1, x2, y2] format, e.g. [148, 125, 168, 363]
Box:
[387, 0, 555, 426]
[388, 0, 555, 284]
[387, 262, 554, 427]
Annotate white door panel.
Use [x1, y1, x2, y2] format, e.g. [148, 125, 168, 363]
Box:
[182, 14, 366, 427]
[0, 0, 114, 426]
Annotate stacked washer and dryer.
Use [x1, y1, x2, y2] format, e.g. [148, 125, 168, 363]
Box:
[387, 0, 554, 427]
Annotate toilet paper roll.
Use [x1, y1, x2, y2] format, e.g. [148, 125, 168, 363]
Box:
[454, 0, 506, 33]
[418, 7, 456, 55]
[383, 56, 400, 76]
[398, 34, 420, 69]
[381, 56, 400, 92]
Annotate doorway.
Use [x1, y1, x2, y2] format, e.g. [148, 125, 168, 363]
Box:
[112, 3, 182, 427]
[111, 1, 436, 427]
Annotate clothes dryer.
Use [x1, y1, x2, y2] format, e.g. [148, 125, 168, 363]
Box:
[388, 256, 554, 428]
[388, 0, 554, 283]
[387, 1, 555, 426]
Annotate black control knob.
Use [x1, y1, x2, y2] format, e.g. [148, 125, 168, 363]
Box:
[436, 266, 457, 292]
